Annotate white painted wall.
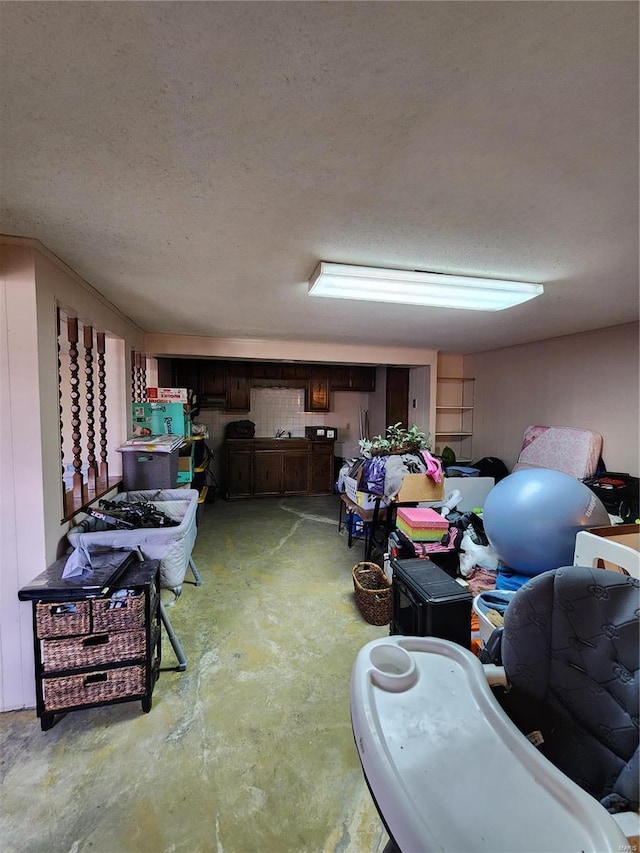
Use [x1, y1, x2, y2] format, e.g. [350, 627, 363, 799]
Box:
[1, 238, 145, 711]
[465, 323, 639, 472]
[329, 390, 370, 456]
[145, 332, 439, 372]
[0, 244, 44, 712]
[408, 366, 434, 445]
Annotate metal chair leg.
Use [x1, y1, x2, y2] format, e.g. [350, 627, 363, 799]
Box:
[189, 557, 203, 586]
[160, 601, 187, 672]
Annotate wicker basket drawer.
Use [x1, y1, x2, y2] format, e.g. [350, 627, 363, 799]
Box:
[92, 592, 145, 633]
[36, 601, 91, 639]
[42, 664, 146, 711]
[41, 629, 146, 672]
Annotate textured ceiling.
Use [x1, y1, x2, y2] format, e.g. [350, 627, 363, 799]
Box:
[1, 1, 638, 354]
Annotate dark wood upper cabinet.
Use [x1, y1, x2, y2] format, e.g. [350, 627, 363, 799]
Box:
[159, 358, 374, 411]
[249, 362, 308, 386]
[250, 362, 283, 381]
[281, 363, 309, 381]
[327, 366, 351, 390]
[305, 367, 330, 412]
[167, 358, 226, 406]
[172, 359, 202, 395]
[201, 360, 226, 397]
[226, 362, 250, 411]
[156, 358, 173, 388]
[350, 366, 376, 392]
[328, 365, 376, 392]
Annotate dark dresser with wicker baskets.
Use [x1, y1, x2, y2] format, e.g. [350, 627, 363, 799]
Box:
[19, 550, 161, 731]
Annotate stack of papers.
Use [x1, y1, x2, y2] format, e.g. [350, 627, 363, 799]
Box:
[119, 434, 184, 453]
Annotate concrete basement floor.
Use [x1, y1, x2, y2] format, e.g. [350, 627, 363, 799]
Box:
[1, 495, 390, 853]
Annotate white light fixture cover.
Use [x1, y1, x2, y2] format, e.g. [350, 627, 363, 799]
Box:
[308, 262, 543, 311]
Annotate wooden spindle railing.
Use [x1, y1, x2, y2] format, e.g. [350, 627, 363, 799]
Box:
[59, 316, 125, 519]
[139, 352, 147, 401]
[67, 317, 83, 501]
[83, 324, 98, 492]
[131, 349, 138, 403]
[57, 309, 65, 497]
[96, 332, 109, 485]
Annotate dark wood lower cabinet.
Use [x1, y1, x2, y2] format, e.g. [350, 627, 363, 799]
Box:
[310, 444, 334, 493]
[226, 446, 252, 498]
[254, 451, 284, 495]
[283, 451, 311, 494]
[226, 439, 333, 499]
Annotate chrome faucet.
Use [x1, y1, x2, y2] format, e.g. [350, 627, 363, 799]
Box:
[276, 429, 287, 438]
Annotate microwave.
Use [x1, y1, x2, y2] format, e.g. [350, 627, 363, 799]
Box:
[305, 426, 338, 440]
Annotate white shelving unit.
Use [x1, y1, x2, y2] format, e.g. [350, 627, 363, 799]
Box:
[435, 377, 475, 464]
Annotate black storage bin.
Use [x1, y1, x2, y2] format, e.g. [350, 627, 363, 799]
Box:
[390, 558, 472, 648]
[121, 448, 179, 490]
[583, 472, 639, 523]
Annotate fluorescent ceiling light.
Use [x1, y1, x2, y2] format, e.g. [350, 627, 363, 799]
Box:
[308, 262, 543, 311]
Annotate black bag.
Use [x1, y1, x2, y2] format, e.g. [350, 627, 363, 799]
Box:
[583, 472, 639, 523]
[472, 456, 510, 482]
[225, 419, 255, 439]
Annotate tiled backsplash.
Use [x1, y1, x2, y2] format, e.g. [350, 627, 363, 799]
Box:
[195, 387, 327, 443]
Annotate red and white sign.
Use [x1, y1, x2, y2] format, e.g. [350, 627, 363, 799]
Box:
[146, 387, 189, 403]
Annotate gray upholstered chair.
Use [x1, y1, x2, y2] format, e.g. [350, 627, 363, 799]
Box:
[498, 565, 639, 814]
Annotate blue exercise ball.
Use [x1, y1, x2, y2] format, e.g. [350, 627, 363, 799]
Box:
[483, 468, 610, 577]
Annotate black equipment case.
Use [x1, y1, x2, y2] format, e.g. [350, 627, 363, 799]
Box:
[390, 558, 473, 648]
[583, 472, 639, 523]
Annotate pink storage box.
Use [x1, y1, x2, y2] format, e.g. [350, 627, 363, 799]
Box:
[396, 507, 449, 542]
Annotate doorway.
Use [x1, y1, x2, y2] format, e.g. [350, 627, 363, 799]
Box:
[385, 367, 410, 431]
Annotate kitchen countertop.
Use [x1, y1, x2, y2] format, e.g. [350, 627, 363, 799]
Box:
[227, 436, 337, 442]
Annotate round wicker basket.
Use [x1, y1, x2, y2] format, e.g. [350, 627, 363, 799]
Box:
[352, 561, 392, 626]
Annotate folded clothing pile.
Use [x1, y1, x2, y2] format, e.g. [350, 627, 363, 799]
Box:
[396, 507, 449, 542]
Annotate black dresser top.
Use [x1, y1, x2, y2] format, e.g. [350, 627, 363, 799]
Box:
[18, 549, 159, 601]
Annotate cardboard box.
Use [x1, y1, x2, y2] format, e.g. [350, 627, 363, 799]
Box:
[344, 470, 444, 508]
[176, 454, 193, 485]
[132, 402, 191, 438]
[147, 387, 189, 403]
[344, 475, 387, 509]
[574, 524, 640, 576]
[396, 473, 444, 503]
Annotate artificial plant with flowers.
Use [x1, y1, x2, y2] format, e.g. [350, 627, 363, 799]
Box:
[358, 422, 432, 457]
